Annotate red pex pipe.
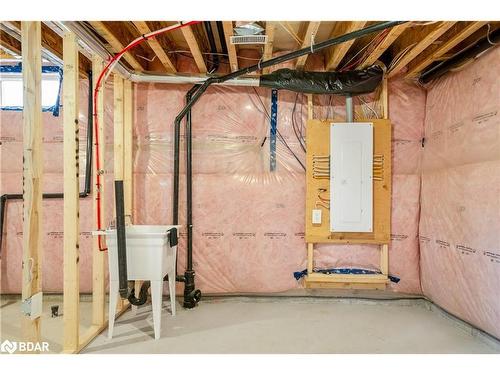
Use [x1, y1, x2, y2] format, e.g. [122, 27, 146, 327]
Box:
[92, 21, 201, 250]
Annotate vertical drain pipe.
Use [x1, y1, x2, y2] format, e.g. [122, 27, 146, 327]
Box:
[114, 180, 128, 299]
[183, 85, 202, 308]
[346, 95, 354, 122]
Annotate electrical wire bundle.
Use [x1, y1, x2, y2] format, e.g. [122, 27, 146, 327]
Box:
[312, 155, 330, 179]
[315, 188, 330, 210]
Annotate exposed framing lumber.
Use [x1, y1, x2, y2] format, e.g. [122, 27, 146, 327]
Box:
[1, 29, 22, 55]
[325, 21, 367, 70]
[180, 24, 207, 73]
[405, 21, 487, 78]
[62, 31, 80, 353]
[21, 21, 43, 349]
[360, 23, 409, 68]
[387, 21, 456, 78]
[123, 79, 133, 224]
[222, 21, 238, 72]
[295, 22, 321, 70]
[89, 21, 143, 71]
[262, 21, 276, 74]
[132, 21, 176, 73]
[4, 21, 90, 76]
[91, 55, 106, 329]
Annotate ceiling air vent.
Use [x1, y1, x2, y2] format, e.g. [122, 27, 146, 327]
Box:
[230, 35, 268, 45]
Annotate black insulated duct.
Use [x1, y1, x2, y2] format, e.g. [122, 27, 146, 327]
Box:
[420, 27, 500, 84]
[259, 66, 384, 95]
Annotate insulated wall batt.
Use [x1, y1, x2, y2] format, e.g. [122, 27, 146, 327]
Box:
[420, 47, 500, 338]
[0, 79, 115, 294]
[133, 54, 425, 294]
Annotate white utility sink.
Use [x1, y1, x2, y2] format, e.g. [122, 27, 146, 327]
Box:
[105, 225, 180, 340]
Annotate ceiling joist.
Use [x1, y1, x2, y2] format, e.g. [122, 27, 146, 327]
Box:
[326, 21, 367, 70]
[89, 21, 144, 71]
[387, 21, 456, 78]
[132, 21, 176, 73]
[262, 21, 276, 74]
[405, 21, 487, 78]
[179, 23, 207, 73]
[222, 21, 238, 72]
[360, 23, 409, 68]
[295, 21, 321, 70]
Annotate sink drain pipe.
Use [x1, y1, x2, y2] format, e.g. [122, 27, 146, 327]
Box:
[171, 21, 407, 308]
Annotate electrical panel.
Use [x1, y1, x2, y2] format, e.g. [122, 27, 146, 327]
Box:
[330, 122, 373, 232]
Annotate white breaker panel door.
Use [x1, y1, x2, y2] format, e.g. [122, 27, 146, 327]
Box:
[330, 122, 373, 232]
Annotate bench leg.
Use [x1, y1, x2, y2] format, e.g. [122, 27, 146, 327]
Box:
[108, 280, 119, 339]
[150, 280, 163, 340]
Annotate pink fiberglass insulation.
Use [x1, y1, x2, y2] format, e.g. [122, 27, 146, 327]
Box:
[132, 54, 425, 295]
[1, 53, 424, 296]
[420, 46, 500, 339]
[0, 79, 115, 293]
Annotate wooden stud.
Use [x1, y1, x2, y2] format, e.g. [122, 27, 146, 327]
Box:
[381, 76, 389, 120]
[62, 31, 80, 353]
[90, 55, 106, 328]
[21, 21, 43, 348]
[405, 22, 487, 78]
[180, 24, 207, 73]
[123, 80, 133, 224]
[380, 244, 389, 276]
[262, 22, 276, 74]
[89, 21, 143, 71]
[325, 21, 367, 70]
[307, 94, 314, 120]
[360, 23, 409, 68]
[295, 22, 321, 70]
[132, 21, 177, 73]
[307, 243, 314, 274]
[387, 21, 456, 78]
[222, 21, 238, 72]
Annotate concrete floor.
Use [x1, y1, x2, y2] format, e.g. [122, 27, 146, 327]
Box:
[0, 296, 94, 354]
[80, 296, 500, 354]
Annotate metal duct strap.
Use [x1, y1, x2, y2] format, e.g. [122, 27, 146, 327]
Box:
[259, 65, 383, 96]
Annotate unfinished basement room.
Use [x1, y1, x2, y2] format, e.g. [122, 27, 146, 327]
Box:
[1, 1, 500, 372]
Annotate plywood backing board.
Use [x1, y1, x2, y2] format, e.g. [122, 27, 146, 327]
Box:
[305, 119, 391, 244]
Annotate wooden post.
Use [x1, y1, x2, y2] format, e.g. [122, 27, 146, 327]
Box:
[21, 21, 43, 347]
[91, 55, 106, 328]
[380, 76, 389, 277]
[307, 243, 314, 274]
[123, 80, 133, 225]
[307, 94, 314, 120]
[63, 31, 80, 353]
[381, 76, 389, 120]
